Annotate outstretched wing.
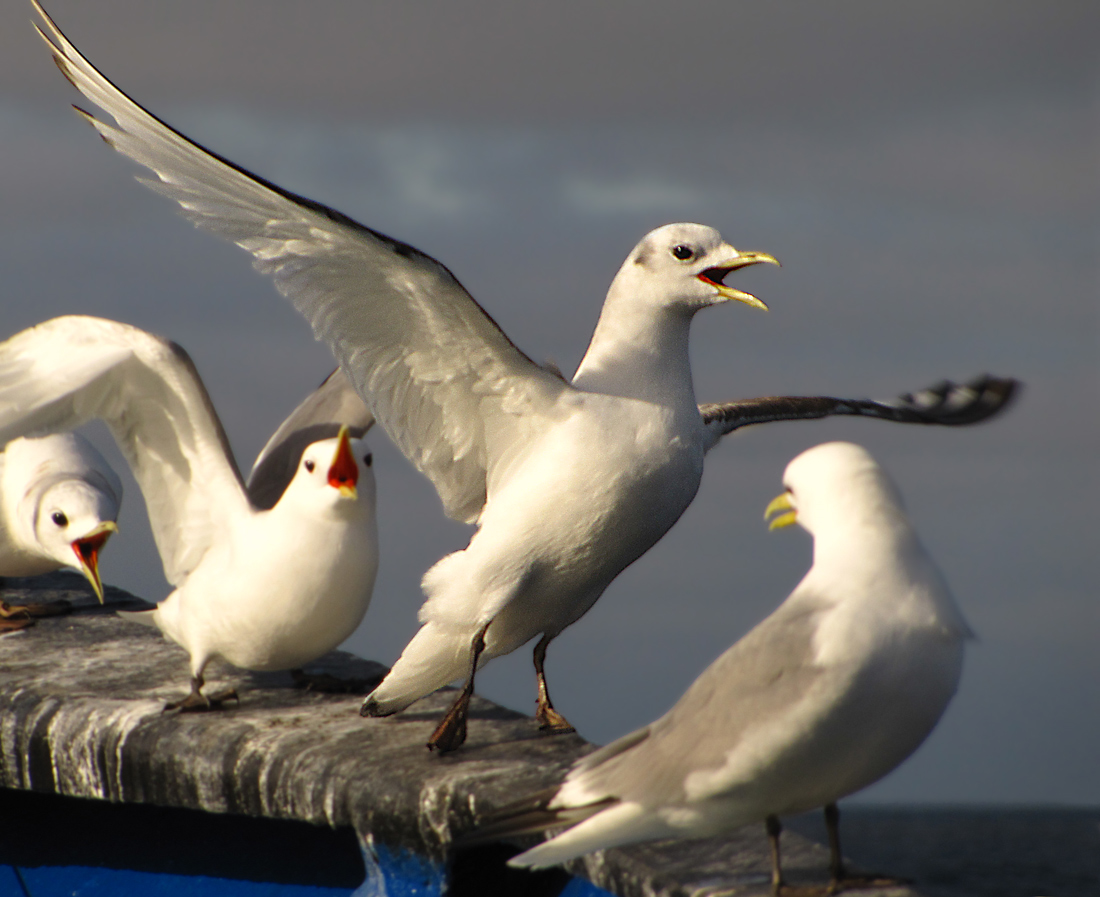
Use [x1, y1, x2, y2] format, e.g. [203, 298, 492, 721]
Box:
[0, 315, 250, 585]
[35, 2, 570, 525]
[700, 374, 1020, 448]
[246, 368, 374, 510]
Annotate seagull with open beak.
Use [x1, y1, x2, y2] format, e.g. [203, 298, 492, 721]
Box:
[0, 316, 378, 708]
[0, 432, 121, 631]
[29, 0, 1018, 747]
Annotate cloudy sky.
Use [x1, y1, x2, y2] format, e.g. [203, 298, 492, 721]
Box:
[1, 1, 1095, 805]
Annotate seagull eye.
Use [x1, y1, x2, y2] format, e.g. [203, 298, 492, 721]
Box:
[671, 244, 695, 261]
[51, 511, 68, 527]
[363, 453, 373, 467]
[304, 459, 316, 473]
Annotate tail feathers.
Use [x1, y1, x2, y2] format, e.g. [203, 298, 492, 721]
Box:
[507, 801, 660, 869]
[362, 622, 472, 715]
[463, 787, 613, 847]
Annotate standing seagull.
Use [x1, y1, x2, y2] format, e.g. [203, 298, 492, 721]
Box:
[479, 442, 972, 895]
[0, 315, 378, 710]
[0, 431, 121, 631]
[32, 2, 1015, 747]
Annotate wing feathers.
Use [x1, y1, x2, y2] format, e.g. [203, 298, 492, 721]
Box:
[35, 2, 569, 524]
[701, 374, 1019, 445]
[0, 315, 249, 585]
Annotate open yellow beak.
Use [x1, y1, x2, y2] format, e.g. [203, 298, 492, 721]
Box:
[764, 491, 798, 531]
[696, 250, 779, 310]
[327, 425, 359, 500]
[71, 520, 119, 604]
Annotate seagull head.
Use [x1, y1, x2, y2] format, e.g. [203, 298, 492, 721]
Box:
[618, 223, 778, 313]
[34, 481, 119, 604]
[289, 426, 375, 513]
[765, 441, 906, 539]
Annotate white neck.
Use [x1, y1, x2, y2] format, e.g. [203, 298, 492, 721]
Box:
[572, 294, 698, 407]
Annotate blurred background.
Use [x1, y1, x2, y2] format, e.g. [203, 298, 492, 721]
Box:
[1, 1, 1094, 806]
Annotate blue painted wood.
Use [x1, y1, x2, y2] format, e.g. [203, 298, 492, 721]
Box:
[0, 866, 29, 897]
[12, 867, 353, 897]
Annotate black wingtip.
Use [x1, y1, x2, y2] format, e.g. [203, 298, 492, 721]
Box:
[895, 374, 1021, 426]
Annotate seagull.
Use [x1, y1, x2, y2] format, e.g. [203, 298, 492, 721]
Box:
[0, 315, 378, 710]
[0, 431, 121, 631]
[477, 442, 972, 894]
[32, 2, 1016, 747]
[246, 366, 373, 510]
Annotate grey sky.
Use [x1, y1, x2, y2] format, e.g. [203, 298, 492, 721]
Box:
[1, 0, 1096, 805]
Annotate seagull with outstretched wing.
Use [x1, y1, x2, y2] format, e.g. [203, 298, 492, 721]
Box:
[32, 1, 1017, 747]
[0, 315, 378, 709]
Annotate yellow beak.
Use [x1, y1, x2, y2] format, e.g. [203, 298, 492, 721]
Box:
[764, 491, 798, 531]
[71, 520, 119, 604]
[697, 250, 780, 310]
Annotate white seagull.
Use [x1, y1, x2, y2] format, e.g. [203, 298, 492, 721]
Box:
[481, 442, 973, 894]
[0, 431, 121, 631]
[32, 2, 1016, 746]
[0, 315, 378, 710]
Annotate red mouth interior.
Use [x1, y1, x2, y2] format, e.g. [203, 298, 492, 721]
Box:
[328, 439, 360, 491]
[697, 266, 736, 288]
[72, 530, 111, 567]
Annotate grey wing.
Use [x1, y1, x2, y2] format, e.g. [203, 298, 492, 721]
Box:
[65, 432, 125, 511]
[569, 598, 829, 808]
[700, 374, 1020, 447]
[0, 316, 250, 586]
[246, 368, 374, 510]
[35, 4, 570, 525]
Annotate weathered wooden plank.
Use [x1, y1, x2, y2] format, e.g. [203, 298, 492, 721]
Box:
[0, 573, 928, 896]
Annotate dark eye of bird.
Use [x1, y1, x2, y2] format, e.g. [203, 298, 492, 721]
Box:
[304, 459, 316, 473]
[671, 244, 694, 261]
[363, 453, 373, 467]
[51, 511, 68, 527]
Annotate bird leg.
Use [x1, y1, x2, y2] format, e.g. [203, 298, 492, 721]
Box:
[15, 599, 73, 618]
[823, 802, 905, 894]
[427, 620, 491, 753]
[825, 802, 845, 891]
[163, 674, 239, 713]
[0, 601, 33, 633]
[533, 634, 576, 733]
[766, 814, 786, 895]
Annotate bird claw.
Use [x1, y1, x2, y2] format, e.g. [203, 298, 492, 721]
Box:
[15, 600, 73, 618]
[0, 601, 37, 633]
[536, 703, 576, 734]
[0, 601, 30, 620]
[427, 692, 471, 752]
[164, 687, 239, 714]
[1, 598, 73, 628]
